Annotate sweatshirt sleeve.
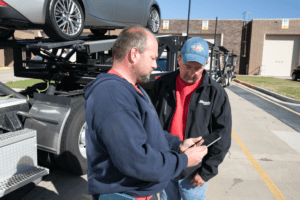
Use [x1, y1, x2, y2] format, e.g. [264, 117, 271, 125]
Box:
[198, 91, 232, 182]
[95, 109, 188, 183]
[162, 130, 182, 152]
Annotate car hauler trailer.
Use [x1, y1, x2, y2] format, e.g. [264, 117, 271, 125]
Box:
[207, 43, 238, 87]
[0, 34, 237, 197]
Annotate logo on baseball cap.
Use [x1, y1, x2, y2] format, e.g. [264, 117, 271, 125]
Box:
[181, 37, 209, 66]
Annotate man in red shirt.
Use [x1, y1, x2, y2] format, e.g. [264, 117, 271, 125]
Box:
[84, 26, 208, 200]
[150, 37, 232, 200]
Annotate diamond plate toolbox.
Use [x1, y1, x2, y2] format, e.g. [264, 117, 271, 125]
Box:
[0, 129, 38, 180]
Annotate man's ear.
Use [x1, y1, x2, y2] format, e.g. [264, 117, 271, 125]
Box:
[129, 47, 140, 63]
[206, 59, 209, 65]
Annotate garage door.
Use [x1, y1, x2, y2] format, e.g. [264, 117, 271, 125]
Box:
[189, 34, 222, 70]
[261, 35, 300, 76]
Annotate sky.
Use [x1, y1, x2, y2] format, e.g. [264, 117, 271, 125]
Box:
[158, 0, 300, 20]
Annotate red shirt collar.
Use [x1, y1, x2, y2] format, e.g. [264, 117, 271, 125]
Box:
[107, 68, 143, 95]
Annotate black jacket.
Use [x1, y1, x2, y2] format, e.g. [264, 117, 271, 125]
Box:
[150, 70, 232, 181]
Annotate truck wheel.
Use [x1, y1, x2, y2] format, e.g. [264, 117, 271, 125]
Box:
[55, 97, 87, 175]
[43, 0, 84, 41]
[292, 73, 297, 81]
[0, 28, 15, 41]
[147, 7, 160, 34]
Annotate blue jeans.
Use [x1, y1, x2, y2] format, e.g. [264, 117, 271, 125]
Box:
[160, 172, 207, 200]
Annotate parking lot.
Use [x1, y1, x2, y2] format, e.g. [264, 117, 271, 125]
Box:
[1, 81, 299, 200]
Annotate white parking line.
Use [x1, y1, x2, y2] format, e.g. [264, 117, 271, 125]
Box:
[271, 131, 300, 153]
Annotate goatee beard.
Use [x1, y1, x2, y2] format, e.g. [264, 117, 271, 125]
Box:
[138, 74, 151, 84]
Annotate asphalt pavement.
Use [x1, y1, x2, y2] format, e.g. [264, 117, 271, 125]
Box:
[228, 83, 300, 133]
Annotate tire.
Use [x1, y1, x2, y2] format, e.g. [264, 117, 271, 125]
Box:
[224, 76, 228, 87]
[43, 0, 84, 41]
[146, 7, 160, 34]
[55, 96, 87, 175]
[227, 72, 232, 86]
[0, 28, 15, 41]
[90, 29, 107, 36]
[292, 73, 297, 81]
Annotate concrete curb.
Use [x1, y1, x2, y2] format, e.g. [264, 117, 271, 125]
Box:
[233, 79, 300, 104]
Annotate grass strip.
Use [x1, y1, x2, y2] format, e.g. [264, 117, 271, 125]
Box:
[5, 79, 44, 89]
[236, 76, 300, 100]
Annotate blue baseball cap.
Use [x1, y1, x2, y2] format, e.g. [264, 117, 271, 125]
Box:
[181, 37, 209, 66]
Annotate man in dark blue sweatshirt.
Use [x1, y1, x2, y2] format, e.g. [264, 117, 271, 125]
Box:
[84, 25, 208, 200]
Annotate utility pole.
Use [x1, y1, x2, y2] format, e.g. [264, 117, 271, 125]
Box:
[186, 0, 191, 39]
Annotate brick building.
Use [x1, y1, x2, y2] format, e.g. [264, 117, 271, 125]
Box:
[246, 19, 300, 76]
[0, 30, 36, 68]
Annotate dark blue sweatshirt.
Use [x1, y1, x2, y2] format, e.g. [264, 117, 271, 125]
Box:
[84, 73, 188, 197]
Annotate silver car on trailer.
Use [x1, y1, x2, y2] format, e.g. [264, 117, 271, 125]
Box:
[0, 0, 161, 41]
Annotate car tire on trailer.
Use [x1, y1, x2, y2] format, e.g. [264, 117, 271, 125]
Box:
[90, 29, 107, 36]
[55, 96, 87, 175]
[224, 76, 229, 87]
[43, 0, 84, 41]
[292, 72, 297, 81]
[146, 7, 160, 34]
[0, 28, 15, 41]
[227, 72, 232, 86]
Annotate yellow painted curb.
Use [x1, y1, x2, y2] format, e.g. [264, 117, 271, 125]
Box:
[0, 67, 10, 70]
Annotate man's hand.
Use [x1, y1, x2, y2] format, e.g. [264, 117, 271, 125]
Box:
[179, 136, 205, 153]
[190, 173, 206, 187]
[184, 145, 207, 167]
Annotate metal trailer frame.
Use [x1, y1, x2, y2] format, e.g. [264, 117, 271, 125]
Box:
[0, 35, 187, 85]
[0, 34, 237, 87]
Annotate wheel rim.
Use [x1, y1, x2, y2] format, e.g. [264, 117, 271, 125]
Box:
[78, 122, 87, 158]
[54, 0, 82, 36]
[149, 9, 160, 33]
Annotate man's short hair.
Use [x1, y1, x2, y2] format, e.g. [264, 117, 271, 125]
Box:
[112, 25, 149, 62]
